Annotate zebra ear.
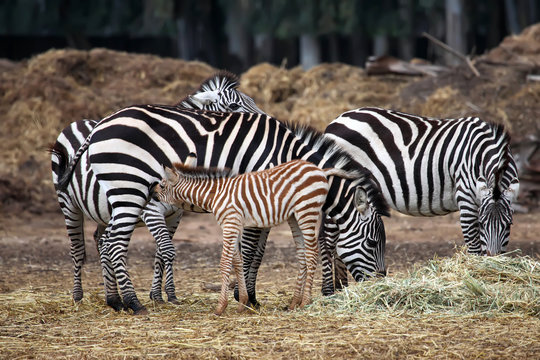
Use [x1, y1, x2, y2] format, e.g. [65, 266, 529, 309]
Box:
[503, 181, 520, 203]
[354, 187, 368, 214]
[184, 153, 197, 167]
[189, 91, 219, 108]
[164, 166, 179, 183]
[477, 180, 492, 200]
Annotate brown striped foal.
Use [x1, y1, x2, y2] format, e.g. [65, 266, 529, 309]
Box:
[153, 159, 352, 315]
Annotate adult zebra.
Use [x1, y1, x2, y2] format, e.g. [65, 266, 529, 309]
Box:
[57, 108, 389, 314]
[51, 72, 265, 305]
[320, 107, 519, 294]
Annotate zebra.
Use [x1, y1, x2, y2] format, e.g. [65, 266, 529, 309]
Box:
[50, 71, 265, 306]
[320, 107, 519, 294]
[153, 159, 359, 314]
[57, 108, 389, 315]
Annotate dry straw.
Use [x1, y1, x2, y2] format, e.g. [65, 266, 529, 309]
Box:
[309, 249, 540, 317]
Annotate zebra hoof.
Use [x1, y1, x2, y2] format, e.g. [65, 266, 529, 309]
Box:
[106, 296, 125, 312]
[167, 297, 180, 305]
[133, 307, 149, 316]
[149, 291, 165, 304]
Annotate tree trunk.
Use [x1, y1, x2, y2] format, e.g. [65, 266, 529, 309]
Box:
[300, 34, 321, 70]
[445, 0, 467, 66]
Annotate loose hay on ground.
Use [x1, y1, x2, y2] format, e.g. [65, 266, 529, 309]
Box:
[310, 250, 540, 316]
[1, 252, 539, 359]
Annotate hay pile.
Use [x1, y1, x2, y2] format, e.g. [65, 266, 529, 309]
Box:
[1, 252, 539, 359]
[0, 48, 215, 214]
[395, 23, 540, 137]
[240, 62, 413, 129]
[311, 250, 540, 316]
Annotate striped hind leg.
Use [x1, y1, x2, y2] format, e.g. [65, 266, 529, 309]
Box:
[97, 229, 124, 311]
[234, 227, 269, 308]
[216, 221, 248, 315]
[140, 204, 181, 304]
[295, 213, 321, 308]
[60, 204, 86, 302]
[318, 217, 339, 296]
[287, 217, 308, 310]
[101, 208, 147, 315]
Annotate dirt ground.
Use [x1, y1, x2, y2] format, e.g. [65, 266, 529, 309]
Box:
[0, 210, 539, 359]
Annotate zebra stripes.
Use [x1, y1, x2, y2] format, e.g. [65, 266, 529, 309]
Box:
[58, 107, 388, 314]
[51, 72, 263, 308]
[321, 107, 519, 294]
[325, 107, 518, 252]
[154, 159, 354, 314]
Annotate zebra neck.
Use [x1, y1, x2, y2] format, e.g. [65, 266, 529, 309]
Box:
[176, 177, 225, 213]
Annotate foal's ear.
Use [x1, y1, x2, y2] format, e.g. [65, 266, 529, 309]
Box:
[184, 152, 198, 167]
[164, 166, 179, 183]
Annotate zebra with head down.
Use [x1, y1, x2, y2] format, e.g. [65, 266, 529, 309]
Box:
[321, 107, 519, 294]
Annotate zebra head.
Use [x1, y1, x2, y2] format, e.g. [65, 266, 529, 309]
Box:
[178, 71, 265, 114]
[332, 178, 389, 281]
[476, 177, 519, 256]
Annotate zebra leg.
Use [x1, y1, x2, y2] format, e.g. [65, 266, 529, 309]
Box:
[318, 218, 340, 296]
[287, 217, 307, 310]
[140, 205, 179, 304]
[163, 208, 183, 304]
[215, 221, 242, 316]
[333, 253, 349, 291]
[104, 213, 147, 315]
[233, 247, 249, 312]
[457, 199, 482, 254]
[234, 227, 268, 308]
[97, 231, 124, 311]
[62, 206, 86, 302]
[297, 217, 319, 308]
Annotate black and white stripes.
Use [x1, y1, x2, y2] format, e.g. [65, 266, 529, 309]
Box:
[325, 107, 519, 254]
[58, 107, 388, 314]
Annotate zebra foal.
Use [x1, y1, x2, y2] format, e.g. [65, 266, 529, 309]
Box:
[153, 159, 358, 315]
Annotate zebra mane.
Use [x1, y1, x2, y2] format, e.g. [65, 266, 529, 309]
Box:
[171, 163, 237, 180]
[487, 121, 511, 200]
[282, 121, 390, 216]
[176, 71, 240, 108]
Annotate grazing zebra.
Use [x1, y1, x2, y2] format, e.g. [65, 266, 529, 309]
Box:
[57, 108, 389, 315]
[321, 107, 519, 294]
[154, 159, 357, 314]
[50, 72, 264, 306]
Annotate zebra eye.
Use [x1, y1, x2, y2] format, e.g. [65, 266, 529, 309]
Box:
[228, 103, 240, 111]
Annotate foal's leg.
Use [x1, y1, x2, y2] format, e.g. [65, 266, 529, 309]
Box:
[215, 221, 243, 316]
[287, 217, 307, 310]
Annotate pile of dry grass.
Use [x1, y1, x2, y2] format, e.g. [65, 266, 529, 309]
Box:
[241, 62, 413, 129]
[0, 48, 215, 215]
[1, 252, 539, 359]
[311, 250, 540, 317]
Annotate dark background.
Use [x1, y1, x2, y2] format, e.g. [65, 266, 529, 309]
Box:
[1, 0, 539, 73]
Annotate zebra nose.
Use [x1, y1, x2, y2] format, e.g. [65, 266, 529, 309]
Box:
[486, 250, 493, 256]
[376, 269, 387, 277]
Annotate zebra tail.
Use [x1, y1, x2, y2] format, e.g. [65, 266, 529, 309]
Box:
[57, 131, 92, 191]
